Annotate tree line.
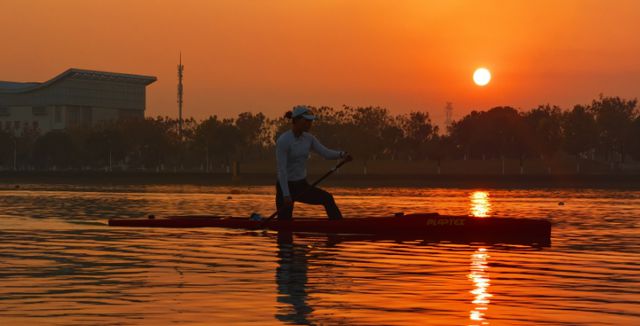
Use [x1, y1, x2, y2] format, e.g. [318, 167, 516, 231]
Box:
[0, 95, 638, 172]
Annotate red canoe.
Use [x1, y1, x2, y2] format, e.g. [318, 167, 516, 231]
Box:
[108, 213, 552, 246]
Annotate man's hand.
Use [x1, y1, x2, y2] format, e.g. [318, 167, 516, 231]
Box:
[343, 152, 354, 162]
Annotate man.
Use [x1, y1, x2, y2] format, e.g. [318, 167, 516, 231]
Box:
[275, 105, 352, 220]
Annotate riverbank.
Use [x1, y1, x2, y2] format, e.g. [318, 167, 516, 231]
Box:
[3, 158, 640, 188]
[2, 171, 640, 189]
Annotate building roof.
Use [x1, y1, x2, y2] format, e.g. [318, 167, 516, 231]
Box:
[0, 81, 41, 90]
[0, 68, 157, 94]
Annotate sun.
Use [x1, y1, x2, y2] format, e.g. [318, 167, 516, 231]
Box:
[473, 68, 491, 86]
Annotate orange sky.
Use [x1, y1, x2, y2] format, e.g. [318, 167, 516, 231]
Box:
[2, 0, 639, 124]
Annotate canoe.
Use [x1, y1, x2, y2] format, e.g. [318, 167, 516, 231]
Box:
[108, 213, 552, 246]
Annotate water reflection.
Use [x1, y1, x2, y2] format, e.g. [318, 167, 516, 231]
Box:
[2, 186, 640, 325]
[470, 191, 491, 217]
[468, 247, 492, 325]
[275, 231, 313, 324]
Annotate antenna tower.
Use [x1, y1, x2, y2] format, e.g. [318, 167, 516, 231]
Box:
[445, 102, 453, 131]
[177, 53, 184, 138]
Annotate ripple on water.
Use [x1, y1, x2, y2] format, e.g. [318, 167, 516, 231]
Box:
[0, 186, 639, 325]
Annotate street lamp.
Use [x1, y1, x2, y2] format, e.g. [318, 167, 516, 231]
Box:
[13, 137, 17, 171]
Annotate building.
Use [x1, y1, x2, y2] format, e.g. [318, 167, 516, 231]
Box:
[0, 68, 156, 135]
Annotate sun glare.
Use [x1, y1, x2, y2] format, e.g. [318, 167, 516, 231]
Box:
[469, 247, 492, 325]
[473, 68, 491, 86]
[470, 191, 491, 217]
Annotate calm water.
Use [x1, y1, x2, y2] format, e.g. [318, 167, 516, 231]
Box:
[0, 184, 639, 325]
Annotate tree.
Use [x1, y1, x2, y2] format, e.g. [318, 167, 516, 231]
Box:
[83, 125, 128, 169]
[397, 111, 437, 160]
[236, 112, 269, 160]
[523, 105, 563, 159]
[0, 131, 13, 168]
[426, 134, 451, 174]
[119, 117, 175, 170]
[380, 121, 404, 160]
[590, 96, 638, 162]
[562, 105, 598, 172]
[449, 107, 525, 160]
[193, 116, 241, 171]
[342, 106, 392, 172]
[33, 130, 76, 169]
[271, 116, 291, 145]
[305, 106, 346, 151]
[484, 107, 527, 160]
[629, 117, 640, 161]
[449, 111, 481, 159]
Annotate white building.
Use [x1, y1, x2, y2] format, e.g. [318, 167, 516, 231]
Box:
[0, 68, 156, 135]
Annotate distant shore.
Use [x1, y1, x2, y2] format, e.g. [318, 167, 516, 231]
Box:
[2, 171, 640, 189]
[2, 158, 640, 189]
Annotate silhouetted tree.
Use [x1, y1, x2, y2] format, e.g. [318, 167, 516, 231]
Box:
[380, 121, 404, 160]
[562, 105, 598, 172]
[523, 105, 563, 159]
[193, 116, 241, 171]
[3, 95, 639, 173]
[590, 96, 638, 162]
[120, 117, 175, 170]
[426, 134, 450, 174]
[449, 107, 525, 161]
[398, 111, 437, 160]
[16, 129, 38, 170]
[0, 131, 13, 168]
[342, 106, 392, 172]
[449, 111, 480, 159]
[84, 125, 128, 169]
[33, 130, 76, 169]
[305, 106, 346, 151]
[629, 117, 640, 161]
[236, 112, 269, 160]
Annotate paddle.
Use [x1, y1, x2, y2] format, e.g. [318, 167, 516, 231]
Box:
[258, 158, 350, 227]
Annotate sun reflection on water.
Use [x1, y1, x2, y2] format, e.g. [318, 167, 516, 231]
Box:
[470, 191, 491, 217]
[469, 247, 492, 325]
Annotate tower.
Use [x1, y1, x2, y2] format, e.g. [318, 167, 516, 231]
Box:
[177, 53, 184, 137]
[444, 102, 453, 131]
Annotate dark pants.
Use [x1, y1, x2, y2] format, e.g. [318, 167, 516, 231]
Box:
[276, 179, 343, 220]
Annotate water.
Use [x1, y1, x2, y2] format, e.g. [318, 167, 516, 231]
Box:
[0, 184, 639, 325]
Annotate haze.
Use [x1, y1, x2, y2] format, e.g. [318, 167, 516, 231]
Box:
[2, 0, 639, 123]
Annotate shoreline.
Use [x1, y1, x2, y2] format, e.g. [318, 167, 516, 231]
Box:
[2, 171, 640, 189]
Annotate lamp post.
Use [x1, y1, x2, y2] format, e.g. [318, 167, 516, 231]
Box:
[107, 139, 112, 172]
[13, 137, 17, 171]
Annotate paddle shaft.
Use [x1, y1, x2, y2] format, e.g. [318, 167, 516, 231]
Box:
[262, 159, 349, 223]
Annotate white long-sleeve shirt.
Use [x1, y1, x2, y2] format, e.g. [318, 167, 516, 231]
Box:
[276, 130, 343, 197]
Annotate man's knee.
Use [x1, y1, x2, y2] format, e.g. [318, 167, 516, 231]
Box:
[323, 192, 336, 204]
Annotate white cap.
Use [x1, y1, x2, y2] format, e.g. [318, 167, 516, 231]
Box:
[292, 105, 316, 120]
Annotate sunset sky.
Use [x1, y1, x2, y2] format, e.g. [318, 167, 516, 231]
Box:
[2, 0, 639, 124]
